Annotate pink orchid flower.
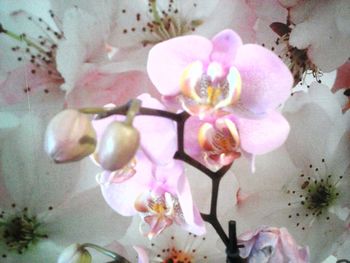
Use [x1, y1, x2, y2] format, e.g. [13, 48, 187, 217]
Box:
[93, 94, 205, 239]
[147, 29, 292, 168]
[238, 226, 309, 263]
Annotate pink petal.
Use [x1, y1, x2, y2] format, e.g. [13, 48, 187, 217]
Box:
[134, 94, 178, 165]
[234, 111, 290, 155]
[147, 35, 212, 96]
[184, 116, 205, 157]
[133, 246, 149, 263]
[332, 61, 350, 93]
[210, 29, 243, 68]
[234, 44, 293, 114]
[65, 71, 160, 108]
[143, 215, 173, 238]
[100, 151, 153, 216]
[154, 161, 183, 191]
[176, 172, 206, 235]
[0, 64, 62, 105]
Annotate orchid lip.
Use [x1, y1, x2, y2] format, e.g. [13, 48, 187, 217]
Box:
[135, 191, 184, 239]
[180, 61, 242, 116]
[198, 117, 241, 167]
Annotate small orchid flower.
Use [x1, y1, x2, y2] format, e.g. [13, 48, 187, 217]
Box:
[94, 94, 205, 238]
[134, 189, 183, 239]
[197, 115, 241, 168]
[238, 226, 309, 262]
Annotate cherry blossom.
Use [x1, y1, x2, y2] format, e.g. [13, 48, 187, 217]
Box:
[0, 105, 130, 262]
[0, 0, 64, 105]
[119, 217, 224, 262]
[233, 84, 350, 262]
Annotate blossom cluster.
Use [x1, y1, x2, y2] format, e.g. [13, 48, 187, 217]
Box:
[0, 0, 349, 263]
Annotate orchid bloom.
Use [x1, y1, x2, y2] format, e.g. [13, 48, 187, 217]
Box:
[94, 94, 205, 239]
[233, 84, 350, 262]
[148, 29, 292, 168]
[238, 226, 309, 262]
[0, 106, 130, 262]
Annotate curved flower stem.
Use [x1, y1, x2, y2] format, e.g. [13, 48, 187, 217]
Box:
[94, 100, 244, 262]
[82, 243, 131, 263]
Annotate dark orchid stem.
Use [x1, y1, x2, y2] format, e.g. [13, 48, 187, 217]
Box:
[95, 100, 244, 262]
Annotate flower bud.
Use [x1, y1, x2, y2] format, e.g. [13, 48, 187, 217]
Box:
[45, 109, 97, 163]
[58, 244, 92, 263]
[96, 121, 140, 171]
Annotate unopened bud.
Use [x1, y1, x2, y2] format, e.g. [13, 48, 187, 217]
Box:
[58, 244, 92, 263]
[45, 109, 97, 163]
[96, 121, 140, 171]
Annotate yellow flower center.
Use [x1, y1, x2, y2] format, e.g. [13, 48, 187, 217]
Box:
[179, 61, 241, 117]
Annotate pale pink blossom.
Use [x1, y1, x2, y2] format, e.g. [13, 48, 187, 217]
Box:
[233, 84, 350, 262]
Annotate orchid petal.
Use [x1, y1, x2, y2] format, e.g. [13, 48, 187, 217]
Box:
[234, 44, 293, 114]
[147, 35, 212, 96]
[210, 29, 242, 68]
[176, 173, 205, 235]
[134, 94, 177, 165]
[100, 151, 153, 216]
[234, 111, 290, 155]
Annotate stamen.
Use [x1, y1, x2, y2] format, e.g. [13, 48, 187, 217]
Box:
[285, 158, 342, 230]
[1, 209, 48, 254]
